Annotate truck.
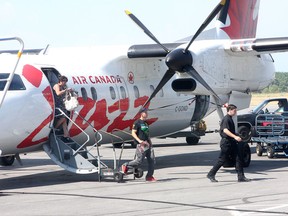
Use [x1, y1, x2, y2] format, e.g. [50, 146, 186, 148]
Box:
[237, 97, 288, 142]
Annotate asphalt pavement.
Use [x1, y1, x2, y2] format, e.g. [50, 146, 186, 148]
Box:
[1, 111, 288, 216]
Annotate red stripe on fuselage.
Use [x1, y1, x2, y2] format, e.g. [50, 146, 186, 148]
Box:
[69, 95, 158, 137]
[22, 64, 43, 88]
[17, 114, 52, 148]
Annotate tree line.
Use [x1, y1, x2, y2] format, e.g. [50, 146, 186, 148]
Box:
[261, 72, 288, 93]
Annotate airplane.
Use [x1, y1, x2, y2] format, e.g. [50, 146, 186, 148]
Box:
[0, 0, 287, 175]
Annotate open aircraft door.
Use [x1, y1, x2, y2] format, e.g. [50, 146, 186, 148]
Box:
[0, 64, 56, 155]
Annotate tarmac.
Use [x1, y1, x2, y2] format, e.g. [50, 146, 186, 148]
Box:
[1, 111, 288, 216]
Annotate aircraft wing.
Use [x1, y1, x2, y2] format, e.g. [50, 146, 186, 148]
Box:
[0, 48, 44, 55]
[227, 37, 288, 55]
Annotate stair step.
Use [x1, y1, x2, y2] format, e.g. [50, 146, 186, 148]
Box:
[43, 133, 99, 174]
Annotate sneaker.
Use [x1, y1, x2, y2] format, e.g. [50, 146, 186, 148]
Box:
[121, 164, 128, 174]
[238, 176, 251, 182]
[146, 176, 157, 182]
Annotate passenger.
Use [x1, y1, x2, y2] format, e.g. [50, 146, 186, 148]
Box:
[121, 108, 156, 182]
[53, 75, 72, 142]
[207, 104, 250, 182]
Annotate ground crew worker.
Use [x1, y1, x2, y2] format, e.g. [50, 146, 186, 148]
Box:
[121, 107, 156, 182]
[207, 104, 250, 182]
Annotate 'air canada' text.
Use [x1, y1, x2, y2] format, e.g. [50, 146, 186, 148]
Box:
[72, 75, 122, 85]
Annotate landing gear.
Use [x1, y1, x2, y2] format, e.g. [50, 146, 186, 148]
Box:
[0, 155, 15, 166]
[242, 142, 251, 167]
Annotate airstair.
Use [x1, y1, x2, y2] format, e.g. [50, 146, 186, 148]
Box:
[0, 37, 24, 108]
[43, 109, 131, 181]
[43, 108, 103, 174]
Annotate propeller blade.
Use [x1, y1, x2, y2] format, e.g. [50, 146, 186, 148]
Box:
[183, 66, 221, 102]
[185, 0, 226, 52]
[142, 69, 175, 108]
[125, 10, 170, 53]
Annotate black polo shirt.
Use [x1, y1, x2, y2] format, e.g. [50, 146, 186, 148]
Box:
[220, 114, 235, 139]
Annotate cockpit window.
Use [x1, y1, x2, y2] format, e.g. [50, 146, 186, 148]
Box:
[0, 73, 26, 91]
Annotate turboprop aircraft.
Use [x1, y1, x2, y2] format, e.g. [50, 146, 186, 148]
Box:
[0, 0, 287, 174]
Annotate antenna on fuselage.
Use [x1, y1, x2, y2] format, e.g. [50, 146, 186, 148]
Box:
[41, 44, 50, 55]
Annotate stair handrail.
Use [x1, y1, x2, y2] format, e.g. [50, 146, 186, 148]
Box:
[74, 110, 103, 149]
[55, 108, 91, 156]
[111, 129, 134, 168]
[0, 37, 24, 108]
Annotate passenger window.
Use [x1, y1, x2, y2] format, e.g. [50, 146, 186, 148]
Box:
[0, 73, 26, 91]
[150, 85, 155, 95]
[133, 85, 140, 98]
[81, 87, 88, 101]
[110, 86, 116, 100]
[150, 85, 163, 97]
[120, 86, 126, 99]
[91, 87, 97, 101]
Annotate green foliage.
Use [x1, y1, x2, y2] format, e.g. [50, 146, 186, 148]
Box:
[261, 72, 288, 93]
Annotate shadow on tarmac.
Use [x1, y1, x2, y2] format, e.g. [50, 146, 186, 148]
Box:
[1, 141, 288, 191]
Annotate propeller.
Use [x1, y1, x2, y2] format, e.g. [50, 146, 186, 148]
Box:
[125, 10, 170, 53]
[185, 0, 227, 52]
[125, 0, 226, 107]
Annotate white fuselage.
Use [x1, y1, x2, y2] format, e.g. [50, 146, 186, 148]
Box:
[0, 42, 275, 156]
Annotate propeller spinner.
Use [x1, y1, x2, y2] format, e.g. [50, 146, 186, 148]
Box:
[125, 0, 226, 108]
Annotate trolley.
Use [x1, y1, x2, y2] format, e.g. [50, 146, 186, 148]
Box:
[251, 113, 288, 158]
[97, 130, 144, 182]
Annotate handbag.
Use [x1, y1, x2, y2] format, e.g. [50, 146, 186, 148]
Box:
[64, 91, 79, 111]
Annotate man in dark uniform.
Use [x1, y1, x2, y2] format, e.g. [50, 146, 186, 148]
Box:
[207, 104, 250, 182]
[121, 108, 156, 182]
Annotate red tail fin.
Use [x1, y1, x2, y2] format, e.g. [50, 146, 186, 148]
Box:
[217, 0, 260, 39]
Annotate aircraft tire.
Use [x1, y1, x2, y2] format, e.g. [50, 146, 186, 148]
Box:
[113, 143, 123, 148]
[242, 142, 251, 167]
[186, 137, 199, 145]
[0, 155, 15, 166]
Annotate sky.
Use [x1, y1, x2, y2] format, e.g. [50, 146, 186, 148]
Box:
[0, 0, 288, 72]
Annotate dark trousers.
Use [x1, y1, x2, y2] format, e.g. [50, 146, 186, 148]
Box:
[208, 138, 244, 178]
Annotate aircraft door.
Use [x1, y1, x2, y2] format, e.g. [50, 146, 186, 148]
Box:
[41, 67, 60, 88]
[2, 65, 57, 154]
